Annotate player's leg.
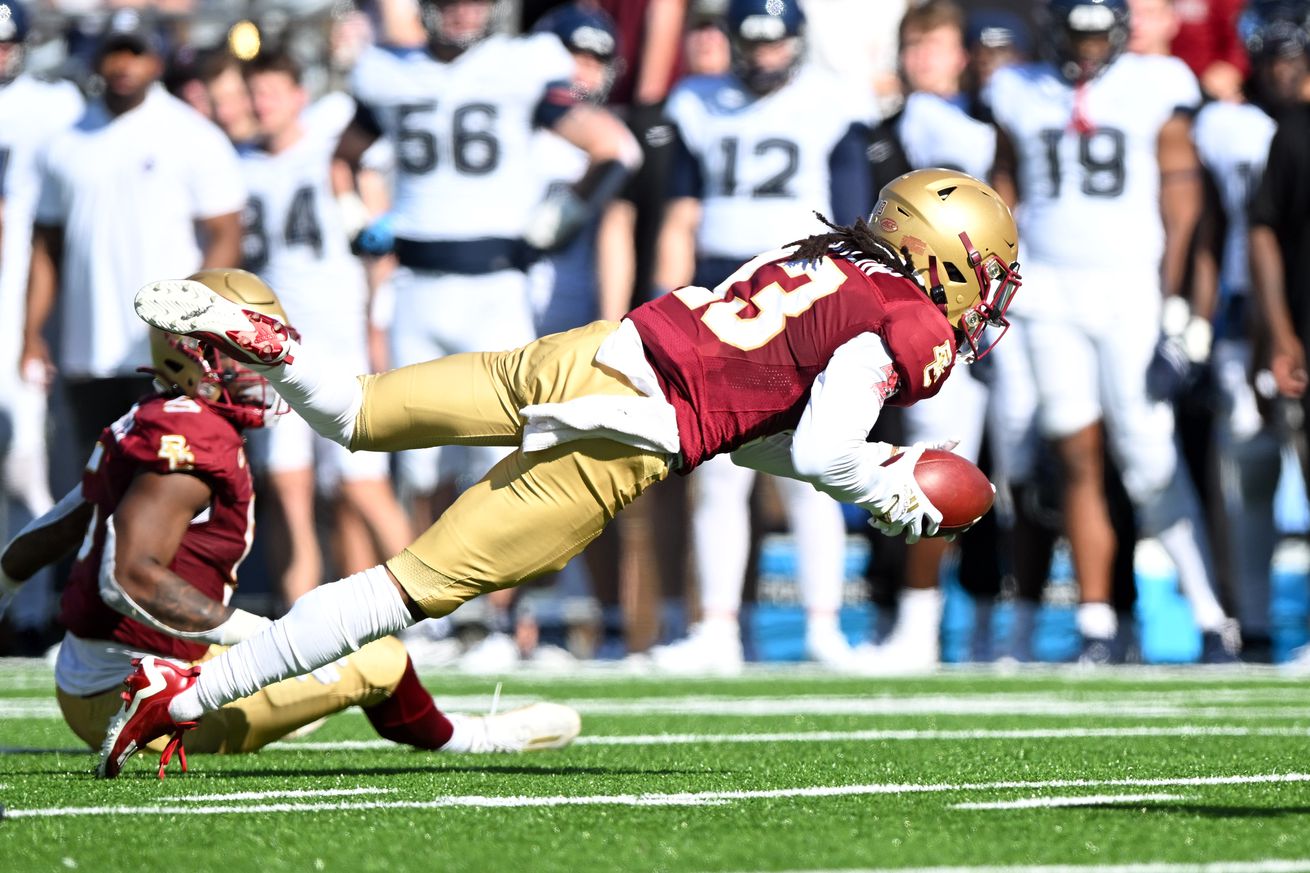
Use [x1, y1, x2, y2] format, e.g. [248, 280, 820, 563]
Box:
[257, 412, 322, 606]
[434, 270, 539, 495]
[389, 268, 450, 526]
[1024, 306, 1119, 655]
[650, 454, 752, 673]
[329, 441, 413, 572]
[135, 325, 665, 729]
[777, 476, 853, 668]
[1098, 293, 1235, 660]
[1212, 337, 1280, 658]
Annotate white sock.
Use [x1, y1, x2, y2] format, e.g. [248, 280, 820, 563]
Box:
[691, 455, 753, 615]
[806, 611, 841, 639]
[442, 714, 479, 753]
[170, 566, 414, 721]
[1157, 519, 1228, 632]
[1077, 601, 1118, 640]
[898, 587, 943, 635]
[261, 338, 363, 448]
[783, 478, 846, 614]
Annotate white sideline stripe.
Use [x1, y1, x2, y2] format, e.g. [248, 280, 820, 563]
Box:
[951, 793, 1186, 810]
[7, 772, 1310, 819]
[725, 862, 1310, 873]
[277, 725, 1310, 752]
[163, 788, 396, 802]
[14, 693, 1310, 721]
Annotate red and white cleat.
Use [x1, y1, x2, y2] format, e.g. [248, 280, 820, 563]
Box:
[133, 279, 294, 367]
[97, 655, 200, 780]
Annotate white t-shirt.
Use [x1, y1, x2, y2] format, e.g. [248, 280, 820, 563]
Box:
[35, 85, 246, 378]
[349, 34, 575, 242]
[989, 54, 1201, 269]
[0, 74, 83, 367]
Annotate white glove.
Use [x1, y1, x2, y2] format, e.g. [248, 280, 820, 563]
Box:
[522, 188, 589, 252]
[1161, 295, 1213, 364]
[862, 444, 944, 544]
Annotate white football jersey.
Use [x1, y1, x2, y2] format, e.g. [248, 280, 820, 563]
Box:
[349, 34, 574, 241]
[239, 99, 367, 332]
[666, 66, 875, 258]
[896, 92, 995, 182]
[0, 74, 83, 358]
[989, 54, 1201, 267]
[1193, 100, 1276, 297]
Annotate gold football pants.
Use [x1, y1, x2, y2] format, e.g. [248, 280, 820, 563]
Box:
[352, 321, 673, 618]
[57, 636, 407, 754]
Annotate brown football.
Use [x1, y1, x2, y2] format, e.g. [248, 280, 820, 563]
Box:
[882, 448, 994, 533]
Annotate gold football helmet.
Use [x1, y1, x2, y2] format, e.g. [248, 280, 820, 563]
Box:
[147, 269, 294, 429]
[870, 168, 1021, 359]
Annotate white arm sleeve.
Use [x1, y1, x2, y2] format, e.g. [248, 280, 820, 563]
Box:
[788, 332, 900, 504]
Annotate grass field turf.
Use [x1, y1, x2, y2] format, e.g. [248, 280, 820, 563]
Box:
[4, 662, 1310, 873]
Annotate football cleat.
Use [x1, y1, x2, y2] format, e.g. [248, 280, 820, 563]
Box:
[448, 702, 582, 753]
[97, 655, 200, 779]
[134, 279, 294, 367]
[646, 621, 745, 676]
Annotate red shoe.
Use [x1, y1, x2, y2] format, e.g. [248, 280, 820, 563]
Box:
[97, 655, 201, 779]
[133, 279, 294, 366]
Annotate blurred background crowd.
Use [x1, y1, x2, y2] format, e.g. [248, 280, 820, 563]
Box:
[3, 0, 1310, 674]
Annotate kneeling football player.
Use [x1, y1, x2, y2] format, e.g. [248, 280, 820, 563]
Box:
[0, 270, 579, 776]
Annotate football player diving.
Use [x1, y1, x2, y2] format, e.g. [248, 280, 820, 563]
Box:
[114, 166, 1021, 779]
[0, 270, 580, 777]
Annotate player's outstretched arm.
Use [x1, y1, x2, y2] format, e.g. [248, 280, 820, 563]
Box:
[524, 105, 643, 252]
[0, 486, 94, 618]
[104, 471, 269, 644]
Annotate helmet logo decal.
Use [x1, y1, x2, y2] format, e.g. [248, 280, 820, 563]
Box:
[739, 14, 788, 41]
[879, 217, 899, 233]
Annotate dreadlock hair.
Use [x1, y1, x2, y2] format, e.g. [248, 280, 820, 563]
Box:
[789, 212, 949, 309]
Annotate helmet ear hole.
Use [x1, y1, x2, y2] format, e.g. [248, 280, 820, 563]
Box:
[944, 262, 967, 284]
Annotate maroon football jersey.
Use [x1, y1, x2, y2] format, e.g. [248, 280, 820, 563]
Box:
[59, 395, 254, 662]
[628, 250, 957, 471]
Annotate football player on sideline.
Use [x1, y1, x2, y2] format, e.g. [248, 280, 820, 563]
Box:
[990, 0, 1237, 662]
[0, 0, 83, 648]
[117, 167, 1019, 778]
[0, 271, 581, 776]
[649, 0, 875, 673]
[333, 0, 642, 521]
[239, 51, 412, 608]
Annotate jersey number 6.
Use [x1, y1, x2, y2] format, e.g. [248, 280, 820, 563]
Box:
[674, 256, 846, 350]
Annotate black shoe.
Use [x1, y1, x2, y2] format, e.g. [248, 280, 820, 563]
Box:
[1200, 630, 1240, 664]
[1079, 635, 1114, 666]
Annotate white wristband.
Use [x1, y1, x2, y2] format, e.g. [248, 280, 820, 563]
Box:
[206, 608, 273, 646]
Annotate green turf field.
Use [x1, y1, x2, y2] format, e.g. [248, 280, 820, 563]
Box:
[4, 661, 1310, 873]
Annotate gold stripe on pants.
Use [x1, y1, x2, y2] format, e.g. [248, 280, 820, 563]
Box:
[353, 321, 674, 618]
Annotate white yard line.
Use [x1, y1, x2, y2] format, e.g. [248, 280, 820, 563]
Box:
[724, 862, 1310, 873]
[163, 787, 396, 802]
[277, 725, 1310, 752]
[951, 793, 1186, 810]
[7, 772, 1310, 819]
[11, 693, 1310, 721]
